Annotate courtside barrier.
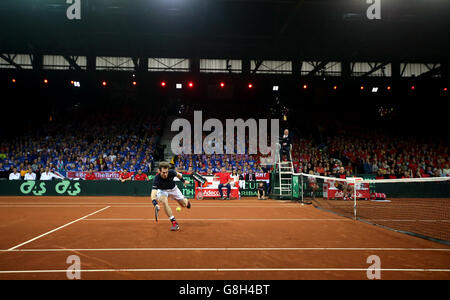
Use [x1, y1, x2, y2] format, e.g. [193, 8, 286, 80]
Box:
[0, 176, 268, 198]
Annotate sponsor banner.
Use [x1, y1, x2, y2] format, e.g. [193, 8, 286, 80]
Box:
[18, 180, 82, 196]
[240, 181, 269, 197]
[255, 173, 270, 181]
[326, 189, 370, 200]
[67, 171, 135, 180]
[199, 174, 269, 185]
[292, 176, 299, 198]
[1, 173, 264, 199]
[194, 178, 267, 199]
[2, 179, 150, 197]
[177, 175, 195, 199]
[185, 172, 270, 182]
[324, 180, 370, 200]
[195, 187, 240, 199]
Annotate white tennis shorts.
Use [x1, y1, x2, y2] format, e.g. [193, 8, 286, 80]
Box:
[156, 186, 185, 202]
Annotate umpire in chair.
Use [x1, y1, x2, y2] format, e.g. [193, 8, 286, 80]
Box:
[280, 129, 292, 161]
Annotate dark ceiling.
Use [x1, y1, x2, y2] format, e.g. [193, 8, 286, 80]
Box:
[1, 0, 449, 62]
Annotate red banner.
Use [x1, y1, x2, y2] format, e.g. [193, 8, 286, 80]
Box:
[323, 180, 370, 200]
[254, 173, 270, 181]
[66, 171, 134, 180]
[183, 172, 270, 181]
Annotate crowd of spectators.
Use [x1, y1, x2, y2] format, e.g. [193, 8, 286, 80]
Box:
[173, 128, 272, 176]
[173, 126, 449, 180]
[0, 111, 164, 180]
[291, 128, 450, 179]
[174, 153, 269, 175]
[2, 115, 449, 182]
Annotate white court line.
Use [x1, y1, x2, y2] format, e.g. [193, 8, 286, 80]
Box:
[0, 205, 301, 208]
[365, 219, 450, 222]
[0, 201, 295, 205]
[0, 268, 449, 274]
[0, 205, 108, 208]
[6, 206, 110, 251]
[83, 218, 348, 221]
[3, 247, 450, 252]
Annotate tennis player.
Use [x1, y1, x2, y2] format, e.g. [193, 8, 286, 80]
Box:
[151, 162, 191, 231]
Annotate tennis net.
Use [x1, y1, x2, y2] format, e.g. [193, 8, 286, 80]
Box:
[293, 173, 450, 245]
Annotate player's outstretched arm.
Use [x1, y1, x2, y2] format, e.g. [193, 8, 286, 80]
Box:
[176, 172, 189, 186]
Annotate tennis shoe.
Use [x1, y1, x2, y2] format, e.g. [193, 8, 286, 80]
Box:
[170, 220, 180, 231]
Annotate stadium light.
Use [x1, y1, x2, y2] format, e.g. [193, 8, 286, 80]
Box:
[160, 81, 167, 87]
[220, 82, 225, 88]
[132, 81, 137, 86]
[102, 81, 107, 86]
[444, 88, 448, 92]
[372, 87, 378, 93]
[272, 85, 279, 91]
[333, 85, 337, 90]
[248, 83, 253, 89]
[176, 83, 182, 89]
[43, 79, 48, 84]
[387, 86, 391, 91]
[11, 78, 16, 83]
[303, 84, 308, 89]
[188, 81, 194, 88]
[411, 85, 415, 90]
[360, 85, 364, 90]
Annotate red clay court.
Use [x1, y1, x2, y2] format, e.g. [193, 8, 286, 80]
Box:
[0, 196, 449, 280]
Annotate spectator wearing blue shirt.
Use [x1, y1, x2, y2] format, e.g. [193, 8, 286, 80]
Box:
[248, 156, 256, 167]
[65, 163, 74, 172]
[6, 162, 14, 172]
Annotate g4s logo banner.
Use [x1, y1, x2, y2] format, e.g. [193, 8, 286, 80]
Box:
[56, 180, 81, 196]
[20, 181, 47, 196]
[19, 181, 81, 196]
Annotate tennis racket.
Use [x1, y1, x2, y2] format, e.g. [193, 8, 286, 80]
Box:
[154, 204, 160, 222]
[192, 171, 207, 185]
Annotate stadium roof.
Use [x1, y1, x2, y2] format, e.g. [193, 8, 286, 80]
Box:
[0, 0, 449, 63]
